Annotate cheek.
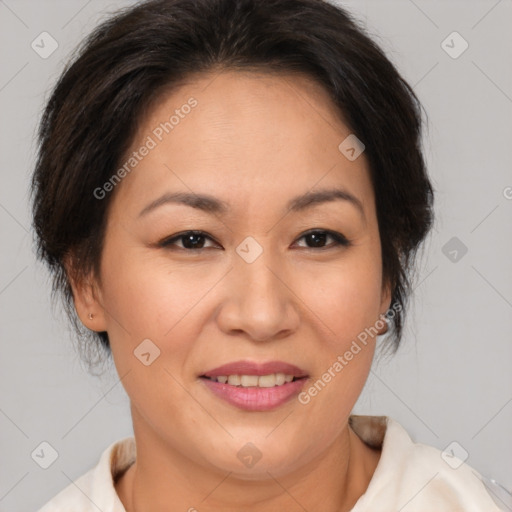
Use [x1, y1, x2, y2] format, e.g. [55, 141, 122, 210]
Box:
[100, 254, 209, 426]
[100, 244, 211, 337]
[294, 265, 380, 448]
[300, 252, 384, 344]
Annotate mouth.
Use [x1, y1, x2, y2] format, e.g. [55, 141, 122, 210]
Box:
[199, 361, 309, 411]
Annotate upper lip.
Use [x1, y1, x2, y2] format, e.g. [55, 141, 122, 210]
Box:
[201, 360, 308, 378]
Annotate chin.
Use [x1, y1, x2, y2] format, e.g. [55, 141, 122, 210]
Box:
[200, 436, 315, 481]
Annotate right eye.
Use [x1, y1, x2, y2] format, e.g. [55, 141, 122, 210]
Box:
[159, 230, 221, 251]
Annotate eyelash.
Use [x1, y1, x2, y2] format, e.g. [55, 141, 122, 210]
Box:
[158, 229, 351, 252]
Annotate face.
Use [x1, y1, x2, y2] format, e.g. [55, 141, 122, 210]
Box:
[74, 70, 391, 478]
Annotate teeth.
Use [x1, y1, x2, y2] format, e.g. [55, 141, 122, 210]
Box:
[210, 373, 297, 387]
[227, 375, 241, 386]
[258, 374, 276, 387]
[241, 375, 259, 387]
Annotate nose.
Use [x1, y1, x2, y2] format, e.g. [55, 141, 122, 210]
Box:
[215, 245, 300, 342]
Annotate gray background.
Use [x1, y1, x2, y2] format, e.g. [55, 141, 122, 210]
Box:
[0, 0, 511, 510]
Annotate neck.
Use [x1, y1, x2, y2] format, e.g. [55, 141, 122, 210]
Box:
[116, 413, 380, 512]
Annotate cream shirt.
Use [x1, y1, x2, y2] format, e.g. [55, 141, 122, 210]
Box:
[37, 415, 506, 511]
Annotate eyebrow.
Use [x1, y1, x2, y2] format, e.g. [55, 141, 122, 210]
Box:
[138, 187, 365, 219]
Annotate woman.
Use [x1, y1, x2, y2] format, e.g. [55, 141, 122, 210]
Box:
[31, 0, 504, 510]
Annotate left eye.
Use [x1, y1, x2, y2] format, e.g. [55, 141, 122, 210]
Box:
[294, 229, 351, 249]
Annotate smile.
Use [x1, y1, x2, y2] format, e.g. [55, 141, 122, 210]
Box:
[199, 360, 309, 411]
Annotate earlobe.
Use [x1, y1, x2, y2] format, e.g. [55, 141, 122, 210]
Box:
[74, 278, 108, 332]
[63, 253, 107, 332]
[376, 315, 389, 336]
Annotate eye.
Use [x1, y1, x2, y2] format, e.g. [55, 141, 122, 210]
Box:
[159, 230, 219, 250]
[158, 229, 351, 252]
[293, 229, 351, 250]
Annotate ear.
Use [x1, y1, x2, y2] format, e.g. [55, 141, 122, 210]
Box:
[63, 252, 108, 332]
[377, 276, 393, 335]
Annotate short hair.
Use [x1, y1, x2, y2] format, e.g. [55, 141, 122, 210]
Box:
[31, 0, 434, 370]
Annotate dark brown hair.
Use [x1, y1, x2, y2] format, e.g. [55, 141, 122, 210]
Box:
[31, 0, 434, 369]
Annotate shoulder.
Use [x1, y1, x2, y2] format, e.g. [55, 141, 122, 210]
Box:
[36, 436, 135, 512]
[349, 415, 505, 512]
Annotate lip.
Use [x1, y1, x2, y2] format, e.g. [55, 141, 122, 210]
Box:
[201, 377, 308, 411]
[201, 360, 308, 378]
[199, 360, 309, 412]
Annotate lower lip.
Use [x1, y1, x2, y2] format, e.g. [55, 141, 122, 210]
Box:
[201, 377, 307, 411]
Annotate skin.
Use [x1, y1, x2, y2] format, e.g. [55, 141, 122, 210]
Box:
[68, 69, 391, 512]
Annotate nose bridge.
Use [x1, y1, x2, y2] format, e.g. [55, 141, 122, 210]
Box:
[238, 247, 281, 301]
[217, 236, 300, 341]
[235, 237, 285, 310]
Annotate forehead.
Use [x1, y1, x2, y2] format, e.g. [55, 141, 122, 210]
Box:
[111, 70, 375, 221]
